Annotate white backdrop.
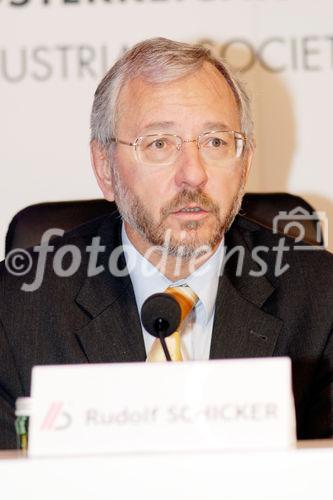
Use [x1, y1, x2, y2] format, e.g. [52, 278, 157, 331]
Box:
[1, 0, 333, 258]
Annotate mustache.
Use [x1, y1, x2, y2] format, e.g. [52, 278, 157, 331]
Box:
[160, 190, 220, 217]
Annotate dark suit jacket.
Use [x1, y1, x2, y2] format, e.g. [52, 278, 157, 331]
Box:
[1, 210, 333, 449]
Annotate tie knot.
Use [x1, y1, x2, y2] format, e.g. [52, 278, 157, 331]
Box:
[165, 284, 198, 324]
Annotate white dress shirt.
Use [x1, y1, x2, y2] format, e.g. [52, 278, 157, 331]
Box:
[121, 225, 224, 361]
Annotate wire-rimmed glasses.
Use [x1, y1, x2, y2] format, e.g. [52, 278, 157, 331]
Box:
[108, 130, 247, 167]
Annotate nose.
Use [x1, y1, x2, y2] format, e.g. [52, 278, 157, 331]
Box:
[174, 140, 208, 189]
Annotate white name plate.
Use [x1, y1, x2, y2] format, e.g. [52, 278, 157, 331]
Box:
[28, 358, 296, 457]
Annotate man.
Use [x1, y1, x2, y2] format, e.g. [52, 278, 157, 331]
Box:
[0, 38, 333, 449]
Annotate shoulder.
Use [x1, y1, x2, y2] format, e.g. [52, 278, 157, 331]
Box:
[224, 216, 333, 339]
[0, 210, 122, 301]
[229, 214, 333, 286]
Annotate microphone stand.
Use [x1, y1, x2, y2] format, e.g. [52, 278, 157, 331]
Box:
[155, 318, 172, 362]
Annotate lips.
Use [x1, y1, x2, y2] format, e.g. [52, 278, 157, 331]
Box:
[172, 204, 208, 214]
[178, 207, 204, 213]
[170, 205, 210, 221]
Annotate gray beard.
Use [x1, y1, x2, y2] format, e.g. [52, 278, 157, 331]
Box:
[111, 166, 245, 260]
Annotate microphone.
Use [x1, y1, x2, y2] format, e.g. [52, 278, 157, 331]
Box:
[141, 286, 196, 361]
[141, 292, 181, 337]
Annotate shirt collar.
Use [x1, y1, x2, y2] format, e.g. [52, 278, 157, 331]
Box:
[121, 224, 224, 325]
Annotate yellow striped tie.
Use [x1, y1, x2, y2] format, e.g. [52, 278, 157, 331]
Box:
[146, 285, 198, 362]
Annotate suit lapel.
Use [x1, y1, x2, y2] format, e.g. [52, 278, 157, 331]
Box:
[74, 214, 146, 363]
[209, 273, 282, 359]
[210, 217, 283, 359]
[75, 284, 146, 363]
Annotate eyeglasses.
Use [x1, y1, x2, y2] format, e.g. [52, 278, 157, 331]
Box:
[108, 130, 247, 167]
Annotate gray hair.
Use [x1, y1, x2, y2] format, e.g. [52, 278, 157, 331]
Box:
[90, 37, 254, 148]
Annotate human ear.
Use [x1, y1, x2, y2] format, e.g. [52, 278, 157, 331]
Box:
[243, 139, 256, 183]
[90, 140, 115, 202]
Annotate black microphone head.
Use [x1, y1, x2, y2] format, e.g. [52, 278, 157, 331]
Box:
[141, 293, 181, 338]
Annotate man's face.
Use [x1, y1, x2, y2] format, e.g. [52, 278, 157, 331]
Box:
[96, 62, 253, 258]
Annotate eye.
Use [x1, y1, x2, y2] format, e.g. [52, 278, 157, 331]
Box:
[207, 137, 225, 148]
[148, 138, 168, 150]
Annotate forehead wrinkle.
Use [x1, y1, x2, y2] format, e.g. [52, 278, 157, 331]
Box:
[139, 121, 176, 134]
[202, 121, 231, 131]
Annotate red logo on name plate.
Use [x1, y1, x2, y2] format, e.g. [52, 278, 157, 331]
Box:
[40, 402, 72, 431]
